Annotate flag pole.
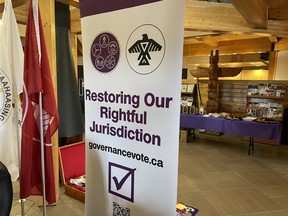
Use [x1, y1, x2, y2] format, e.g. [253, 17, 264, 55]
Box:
[15, 97, 25, 216]
[39, 92, 47, 216]
[34, 0, 47, 213]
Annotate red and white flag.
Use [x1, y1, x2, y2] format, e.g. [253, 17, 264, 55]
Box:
[20, 0, 59, 204]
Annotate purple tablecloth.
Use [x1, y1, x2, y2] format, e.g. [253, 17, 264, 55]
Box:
[180, 114, 224, 132]
[180, 114, 282, 144]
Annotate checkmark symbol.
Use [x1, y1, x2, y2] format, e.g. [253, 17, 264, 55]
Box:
[109, 162, 136, 202]
[112, 168, 136, 190]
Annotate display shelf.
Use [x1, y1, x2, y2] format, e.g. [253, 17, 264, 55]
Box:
[181, 92, 194, 95]
[245, 82, 287, 119]
[181, 83, 198, 114]
[246, 95, 285, 100]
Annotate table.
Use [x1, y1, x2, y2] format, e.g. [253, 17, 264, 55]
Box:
[180, 114, 282, 155]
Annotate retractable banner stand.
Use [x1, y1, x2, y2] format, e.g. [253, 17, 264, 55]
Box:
[80, 1, 185, 215]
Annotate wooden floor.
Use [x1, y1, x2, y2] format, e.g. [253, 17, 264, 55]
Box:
[178, 132, 288, 216]
[10, 132, 288, 216]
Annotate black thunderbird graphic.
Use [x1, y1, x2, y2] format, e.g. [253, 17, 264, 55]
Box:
[128, 34, 162, 66]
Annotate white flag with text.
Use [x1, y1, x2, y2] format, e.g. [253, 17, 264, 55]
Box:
[0, 0, 24, 181]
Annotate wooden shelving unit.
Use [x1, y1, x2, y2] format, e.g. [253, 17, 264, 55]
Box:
[246, 95, 285, 100]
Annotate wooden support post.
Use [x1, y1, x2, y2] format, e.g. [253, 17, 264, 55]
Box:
[268, 51, 277, 80]
[70, 33, 78, 80]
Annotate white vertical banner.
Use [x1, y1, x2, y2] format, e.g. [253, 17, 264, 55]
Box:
[80, 0, 185, 215]
[0, 0, 24, 182]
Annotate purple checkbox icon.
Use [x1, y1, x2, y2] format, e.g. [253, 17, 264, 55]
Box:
[108, 162, 136, 202]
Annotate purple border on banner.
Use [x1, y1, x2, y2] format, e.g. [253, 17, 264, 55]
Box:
[80, 0, 162, 18]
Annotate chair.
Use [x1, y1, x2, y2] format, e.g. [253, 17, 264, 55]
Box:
[0, 161, 13, 216]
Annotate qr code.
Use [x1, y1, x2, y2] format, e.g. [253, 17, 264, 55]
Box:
[113, 202, 131, 216]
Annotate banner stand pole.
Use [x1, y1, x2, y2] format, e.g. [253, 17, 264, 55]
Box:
[39, 92, 47, 216]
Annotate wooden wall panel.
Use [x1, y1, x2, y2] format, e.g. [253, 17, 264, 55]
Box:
[218, 82, 248, 115]
[198, 81, 208, 107]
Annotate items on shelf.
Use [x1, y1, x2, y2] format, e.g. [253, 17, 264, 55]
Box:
[181, 84, 188, 93]
[181, 84, 195, 94]
[181, 96, 196, 114]
[246, 82, 285, 120]
[245, 101, 283, 119]
[247, 83, 285, 97]
[181, 84, 198, 114]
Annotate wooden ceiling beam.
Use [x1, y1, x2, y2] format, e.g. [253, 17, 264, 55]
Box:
[197, 37, 219, 47]
[63, 1, 288, 38]
[184, 1, 288, 38]
[184, 37, 272, 57]
[0, 0, 27, 13]
[70, 8, 81, 34]
[232, 0, 268, 29]
[185, 1, 252, 33]
[219, 37, 272, 54]
[56, 0, 79, 8]
[274, 38, 288, 51]
[267, 20, 288, 38]
[269, 8, 288, 20]
[18, 23, 26, 37]
[13, 5, 29, 24]
[267, 36, 278, 43]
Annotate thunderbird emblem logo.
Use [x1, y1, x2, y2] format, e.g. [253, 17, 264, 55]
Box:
[126, 24, 165, 75]
[128, 34, 162, 66]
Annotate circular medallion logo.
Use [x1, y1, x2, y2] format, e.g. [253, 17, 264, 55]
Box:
[126, 24, 165, 75]
[0, 69, 12, 127]
[90, 32, 120, 73]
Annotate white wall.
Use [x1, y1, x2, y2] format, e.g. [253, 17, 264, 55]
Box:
[275, 50, 288, 80]
[78, 56, 83, 65]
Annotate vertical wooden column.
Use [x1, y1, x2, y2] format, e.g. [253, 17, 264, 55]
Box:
[39, 0, 59, 203]
[268, 51, 277, 80]
[70, 33, 78, 80]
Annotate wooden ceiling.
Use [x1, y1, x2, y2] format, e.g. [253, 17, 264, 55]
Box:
[1, 0, 288, 59]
